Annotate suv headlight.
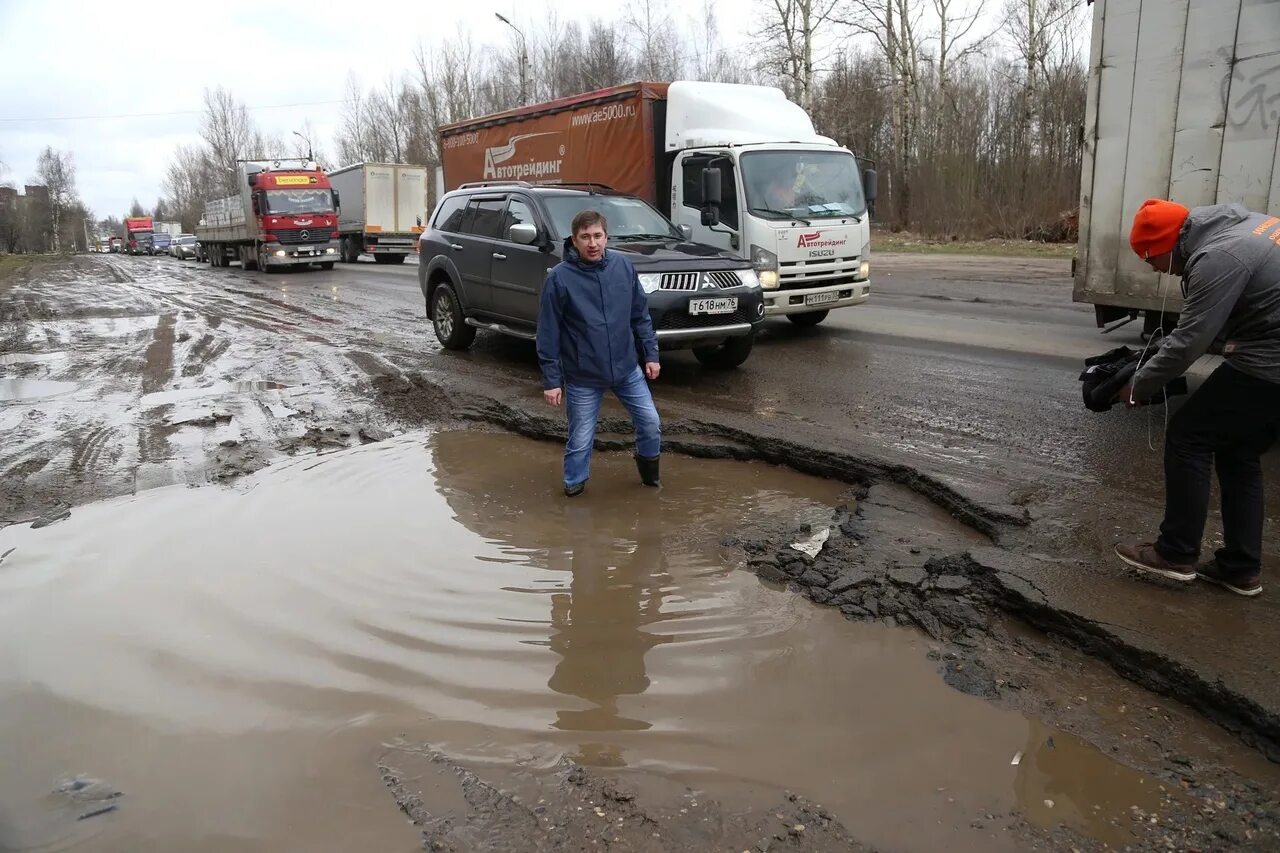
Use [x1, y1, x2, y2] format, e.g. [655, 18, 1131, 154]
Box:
[638, 273, 662, 294]
[750, 244, 780, 290]
[735, 268, 761, 289]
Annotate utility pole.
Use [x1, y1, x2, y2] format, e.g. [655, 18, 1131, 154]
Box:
[496, 13, 529, 106]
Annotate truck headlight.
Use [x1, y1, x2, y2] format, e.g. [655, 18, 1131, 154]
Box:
[735, 268, 761, 289]
[325, 248, 336, 254]
[638, 273, 662, 294]
[856, 260, 869, 280]
[750, 244, 780, 290]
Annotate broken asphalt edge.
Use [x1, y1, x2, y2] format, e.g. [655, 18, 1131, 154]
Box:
[374, 371, 1279, 762]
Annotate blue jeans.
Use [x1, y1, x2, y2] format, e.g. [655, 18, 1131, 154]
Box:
[564, 366, 661, 487]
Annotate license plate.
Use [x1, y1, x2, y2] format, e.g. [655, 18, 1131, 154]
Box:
[805, 290, 840, 306]
[688, 297, 738, 315]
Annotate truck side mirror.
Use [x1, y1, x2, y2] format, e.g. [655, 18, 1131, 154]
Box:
[700, 206, 721, 228]
[251, 196, 260, 216]
[332, 190, 340, 210]
[701, 167, 722, 206]
[862, 169, 878, 203]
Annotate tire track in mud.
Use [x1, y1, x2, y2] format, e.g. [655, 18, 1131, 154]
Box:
[69, 425, 118, 475]
[142, 313, 176, 393]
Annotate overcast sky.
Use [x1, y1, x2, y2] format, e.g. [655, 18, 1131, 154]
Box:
[0, 0, 758, 220]
[0, 1, 1085, 221]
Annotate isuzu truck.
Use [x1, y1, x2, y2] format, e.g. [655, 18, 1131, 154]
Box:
[439, 81, 876, 326]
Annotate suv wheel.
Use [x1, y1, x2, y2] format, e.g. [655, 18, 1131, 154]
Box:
[432, 283, 476, 350]
[693, 332, 754, 369]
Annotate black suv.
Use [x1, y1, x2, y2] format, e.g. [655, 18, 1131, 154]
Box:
[417, 183, 764, 368]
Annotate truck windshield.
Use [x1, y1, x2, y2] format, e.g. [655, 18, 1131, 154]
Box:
[543, 195, 680, 241]
[264, 189, 335, 215]
[741, 150, 866, 220]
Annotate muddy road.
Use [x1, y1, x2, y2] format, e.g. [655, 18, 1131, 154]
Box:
[1, 252, 1279, 851]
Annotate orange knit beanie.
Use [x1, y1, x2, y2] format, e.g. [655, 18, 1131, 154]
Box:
[1129, 199, 1190, 259]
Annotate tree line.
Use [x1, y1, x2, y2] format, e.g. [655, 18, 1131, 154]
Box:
[85, 0, 1088, 241]
[0, 147, 94, 253]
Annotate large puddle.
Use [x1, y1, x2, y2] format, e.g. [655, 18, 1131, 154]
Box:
[0, 431, 1168, 851]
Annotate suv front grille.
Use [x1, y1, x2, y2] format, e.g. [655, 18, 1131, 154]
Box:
[655, 306, 752, 331]
[659, 271, 742, 291]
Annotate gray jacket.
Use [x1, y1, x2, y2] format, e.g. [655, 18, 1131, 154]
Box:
[1133, 203, 1280, 399]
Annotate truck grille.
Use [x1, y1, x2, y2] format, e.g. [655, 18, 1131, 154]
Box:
[274, 228, 331, 245]
[659, 271, 742, 291]
[655, 306, 752, 331]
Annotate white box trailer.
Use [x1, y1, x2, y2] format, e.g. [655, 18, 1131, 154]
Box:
[1074, 0, 1280, 333]
[329, 162, 428, 265]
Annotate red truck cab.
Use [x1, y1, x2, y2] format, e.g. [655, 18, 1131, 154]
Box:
[249, 167, 340, 268]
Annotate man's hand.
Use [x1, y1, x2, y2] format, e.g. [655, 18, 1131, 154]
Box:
[644, 362, 660, 381]
[544, 388, 563, 407]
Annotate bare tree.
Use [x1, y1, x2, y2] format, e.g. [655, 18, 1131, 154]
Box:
[757, 0, 842, 111]
[930, 0, 990, 94]
[200, 87, 256, 195]
[129, 198, 146, 217]
[35, 147, 77, 252]
[624, 0, 684, 80]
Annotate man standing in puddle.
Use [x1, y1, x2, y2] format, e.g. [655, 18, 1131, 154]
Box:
[537, 209, 662, 497]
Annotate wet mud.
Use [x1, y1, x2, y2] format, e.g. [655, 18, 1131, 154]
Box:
[5, 254, 1280, 850]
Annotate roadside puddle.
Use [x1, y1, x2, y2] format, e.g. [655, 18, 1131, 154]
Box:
[0, 430, 1174, 851]
[0, 378, 79, 402]
[139, 380, 290, 409]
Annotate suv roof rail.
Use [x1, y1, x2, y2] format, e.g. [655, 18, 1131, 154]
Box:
[457, 180, 532, 189]
[535, 181, 617, 193]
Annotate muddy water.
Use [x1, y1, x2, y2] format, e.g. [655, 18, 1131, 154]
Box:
[0, 432, 1165, 851]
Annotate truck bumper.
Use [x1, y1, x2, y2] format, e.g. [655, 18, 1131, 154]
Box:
[764, 281, 870, 315]
[263, 241, 340, 266]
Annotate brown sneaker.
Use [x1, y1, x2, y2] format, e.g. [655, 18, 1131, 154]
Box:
[1114, 542, 1197, 582]
[1196, 560, 1263, 597]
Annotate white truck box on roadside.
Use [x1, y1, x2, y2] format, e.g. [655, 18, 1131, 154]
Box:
[329, 163, 428, 263]
[1075, 0, 1280, 326]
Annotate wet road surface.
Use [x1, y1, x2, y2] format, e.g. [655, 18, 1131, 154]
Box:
[3, 252, 1280, 849]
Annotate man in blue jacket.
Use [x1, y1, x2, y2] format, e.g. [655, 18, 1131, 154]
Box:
[537, 209, 662, 497]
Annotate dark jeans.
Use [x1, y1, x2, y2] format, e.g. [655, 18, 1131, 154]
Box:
[1156, 363, 1280, 576]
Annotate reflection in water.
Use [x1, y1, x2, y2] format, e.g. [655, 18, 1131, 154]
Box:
[547, 502, 670, 764]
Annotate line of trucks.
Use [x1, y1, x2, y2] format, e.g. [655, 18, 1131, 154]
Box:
[177, 81, 878, 331]
[124, 1, 1268, 340]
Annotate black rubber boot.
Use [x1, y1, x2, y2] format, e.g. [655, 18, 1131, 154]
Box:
[635, 454, 661, 487]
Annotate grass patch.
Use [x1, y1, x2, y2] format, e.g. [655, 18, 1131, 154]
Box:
[872, 231, 1076, 259]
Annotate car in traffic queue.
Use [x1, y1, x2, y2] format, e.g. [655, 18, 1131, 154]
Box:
[169, 234, 198, 259]
[417, 183, 765, 369]
[150, 232, 172, 256]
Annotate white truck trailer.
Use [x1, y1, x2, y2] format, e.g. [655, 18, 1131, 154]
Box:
[1075, 0, 1280, 335]
[328, 163, 429, 265]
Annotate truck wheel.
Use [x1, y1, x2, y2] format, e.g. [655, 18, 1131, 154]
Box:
[319, 261, 335, 271]
[242, 246, 258, 271]
[693, 332, 754, 369]
[431, 283, 476, 350]
[373, 254, 391, 265]
[343, 237, 360, 264]
[787, 310, 829, 327]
